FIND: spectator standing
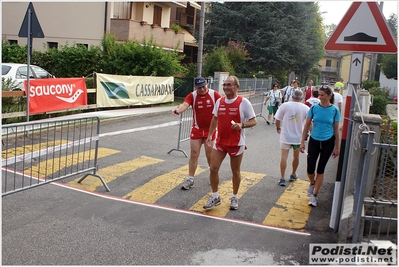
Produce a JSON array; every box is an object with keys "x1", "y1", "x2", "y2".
[
  {"x1": 334, "y1": 78, "x2": 345, "y2": 94},
  {"x1": 274, "y1": 90, "x2": 309, "y2": 186},
  {"x1": 282, "y1": 80, "x2": 300, "y2": 102},
  {"x1": 203, "y1": 76, "x2": 257, "y2": 211},
  {"x1": 263, "y1": 82, "x2": 282, "y2": 125},
  {"x1": 172, "y1": 77, "x2": 221, "y2": 190},
  {"x1": 303, "y1": 80, "x2": 314, "y2": 103},
  {"x1": 300, "y1": 85, "x2": 340, "y2": 207},
  {"x1": 333, "y1": 86, "x2": 343, "y2": 113}
]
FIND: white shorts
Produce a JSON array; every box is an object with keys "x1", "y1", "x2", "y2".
[{"x1": 280, "y1": 143, "x2": 300, "y2": 151}]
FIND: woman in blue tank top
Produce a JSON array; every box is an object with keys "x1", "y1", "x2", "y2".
[{"x1": 299, "y1": 85, "x2": 340, "y2": 207}]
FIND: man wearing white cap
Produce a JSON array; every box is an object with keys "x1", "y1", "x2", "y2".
[{"x1": 172, "y1": 77, "x2": 221, "y2": 190}]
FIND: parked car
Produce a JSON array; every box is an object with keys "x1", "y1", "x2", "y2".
[{"x1": 1, "y1": 63, "x2": 55, "y2": 91}]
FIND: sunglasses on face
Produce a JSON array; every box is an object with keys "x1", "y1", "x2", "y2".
[{"x1": 222, "y1": 83, "x2": 236, "y2": 87}]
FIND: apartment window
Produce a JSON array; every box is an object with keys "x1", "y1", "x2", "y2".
[
  {"x1": 48, "y1": 42, "x2": 58, "y2": 49},
  {"x1": 8, "y1": 40, "x2": 18, "y2": 45},
  {"x1": 77, "y1": 43, "x2": 88, "y2": 49},
  {"x1": 153, "y1": 5, "x2": 162, "y2": 26},
  {"x1": 113, "y1": 2, "x2": 131, "y2": 19},
  {"x1": 325, "y1": 60, "x2": 332, "y2": 67}
]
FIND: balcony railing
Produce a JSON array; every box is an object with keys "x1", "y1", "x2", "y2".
[
  {"x1": 110, "y1": 19, "x2": 185, "y2": 52},
  {"x1": 320, "y1": 66, "x2": 339, "y2": 73}
]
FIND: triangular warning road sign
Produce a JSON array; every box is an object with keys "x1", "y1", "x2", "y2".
[
  {"x1": 18, "y1": 2, "x2": 45, "y2": 38},
  {"x1": 325, "y1": 2, "x2": 397, "y2": 53}
]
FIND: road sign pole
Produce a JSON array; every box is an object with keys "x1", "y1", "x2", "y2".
[
  {"x1": 26, "y1": 7, "x2": 32, "y2": 122},
  {"x1": 331, "y1": 53, "x2": 364, "y2": 232}
]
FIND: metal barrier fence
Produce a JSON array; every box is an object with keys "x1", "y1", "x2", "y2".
[
  {"x1": 2, "y1": 117, "x2": 109, "y2": 196},
  {"x1": 167, "y1": 93, "x2": 267, "y2": 157},
  {"x1": 352, "y1": 129, "x2": 397, "y2": 244},
  {"x1": 237, "y1": 78, "x2": 271, "y2": 93},
  {"x1": 248, "y1": 92, "x2": 267, "y2": 122},
  {"x1": 167, "y1": 107, "x2": 193, "y2": 157}
]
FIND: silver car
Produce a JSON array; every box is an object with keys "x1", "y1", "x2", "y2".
[{"x1": 2, "y1": 63, "x2": 55, "y2": 90}]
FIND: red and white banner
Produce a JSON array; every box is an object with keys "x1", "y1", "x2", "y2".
[{"x1": 26, "y1": 78, "x2": 88, "y2": 114}]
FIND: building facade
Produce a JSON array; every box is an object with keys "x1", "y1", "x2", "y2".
[
  {"x1": 2, "y1": 2, "x2": 200, "y2": 63},
  {"x1": 318, "y1": 51, "x2": 371, "y2": 85}
]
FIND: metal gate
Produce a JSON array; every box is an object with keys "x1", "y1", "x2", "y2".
[
  {"x1": 352, "y1": 122, "x2": 397, "y2": 244},
  {"x1": 2, "y1": 116, "x2": 110, "y2": 196}
]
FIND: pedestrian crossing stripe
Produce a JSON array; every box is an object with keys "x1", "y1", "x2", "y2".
[
  {"x1": 7, "y1": 142, "x2": 313, "y2": 230},
  {"x1": 29, "y1": 147, "x2": 119, "y2": 178},
  {"x1": 123, "y1": 165, "x2": 207, "y2": 203},
  {"x1": 190, "y1": 172, "x2": 265, "y2": 217},
  {"x1": 263, "y1": 179, "x2": 312, "y2": 230},
  {"x1": 68, "y1": 155, "x2": 164, "y2": 191}
]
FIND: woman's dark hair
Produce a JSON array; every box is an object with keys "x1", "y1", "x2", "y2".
[
  {"x1": 273, "y1": 83, "x2": 279, "y2": 88},
  {"x1": 320, "y1": 85, "x2": 335, "y2": 104}
]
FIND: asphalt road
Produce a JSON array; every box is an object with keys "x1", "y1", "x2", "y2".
[{"x1": 2, "y1": 106, "x2": 339, "y2": 265}]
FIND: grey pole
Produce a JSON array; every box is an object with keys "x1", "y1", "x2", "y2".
[
  {"x1": 26, "y1": 7, "x2": 32, "y2": 122},
  {"x1": 196, "y1": 2, "x2": 205, "y2": 77}
]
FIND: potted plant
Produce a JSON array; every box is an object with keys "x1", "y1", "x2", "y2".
[{"x1": 170, "y1": 24, "x2": 182, "y2": 33}]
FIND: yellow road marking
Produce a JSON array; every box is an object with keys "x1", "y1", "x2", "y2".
[
  {"x1": 123, "y1": 165, "x2": 207, "y2": 203},
  {"x1": 68, "y1": 156, "x2": 163, "y2": 191},
  {"x1": 263, "y1": 179, "x2": 312, "y2": 230},
  {"x1": 29, "y1": 148, "x2": 119, "y2": 178},
  {"x1": 2, "y1": 140, "x2": 67, "y2": 159},
  {"x1": 190, "y1": 171, "x2": 265, "y2": 216}
]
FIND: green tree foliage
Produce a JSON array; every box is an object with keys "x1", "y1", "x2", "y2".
[
  {"x1": 379, "y1": 14, "x2": 397, "y2": 80},
  {"x1": 380, "y1": 54, "x2": 397, "y2": 79},
  {"x1": 204, "y1": 2, "x2": 325, "y2": 78},
  {"x1": 225, "y1": 40, "x2": 250, "y2": 74},
  {"x1": 203, "y1": 46, "x2": 234, "y2": 77},
  {"x1": 324, "y1": 23, "x2": 337, "y2": 41}
]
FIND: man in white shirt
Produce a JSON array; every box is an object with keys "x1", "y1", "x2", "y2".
[
  {"x1": 333, "y1": 86, "x2": 343, "y2": 112},
  {"x1": 274, "y1": 90, "x2": 309, "y2": 186},
  {"x1": 281, "y1": 80, "x2": 300, "y2": 102}
]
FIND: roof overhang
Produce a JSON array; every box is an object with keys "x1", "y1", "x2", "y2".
[
  {"x1": 164, "y1": 2, "x2": 187, "y2": 8},
  {"x1": 180, "y1": 28, "x2": 198, "y2": 47},
  {"x1": 189, "y1": 2, "x2": 201, "y2": 10}
]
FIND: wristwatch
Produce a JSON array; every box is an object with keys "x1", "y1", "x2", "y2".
[
  {"x1": 276, "y1": 127, "x2": 281, "y2": 130},
  {"x1": 242, "y1": 123, "x2": 246, "y2": 128}
]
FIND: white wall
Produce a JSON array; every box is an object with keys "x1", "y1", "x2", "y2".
[{"x1": 379, "y1": 71, "x2": 398, "y2": 99}]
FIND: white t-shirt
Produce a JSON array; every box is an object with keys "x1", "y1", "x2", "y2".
[
  {"x1": 274, "y1": 101, "x2": 309, "y2": 145},
  {"x1": 306, "y1": 97, "x2": 320, "y2": 107},
  {"x1": 333, "y1": 92, "x2": 343, "y2": 107},
  {"x1": 282, "y1": 86, "x2": 300, "y2": 102},
  {"x1": 266, "y1": 89, "x2": 282, "y2": 107}
]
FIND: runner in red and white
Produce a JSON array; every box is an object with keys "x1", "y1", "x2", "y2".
[
  {"x1": 303, "y1": 79, "x2": 314, "y2": 103},
  {"x1": 204, "y1": 76, "x2": 257, "y2": 211},
  {"x1": 172, "y1": 77, "x2": 221, "y2": 190}
]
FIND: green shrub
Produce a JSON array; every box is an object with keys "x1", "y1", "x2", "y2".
[
  {"x1": 368, "y1": 86, "x2": 389, "y2": 98},
  {"x1": 2, "y1": 41, "x2": 27, "y2": 63},
  {"x1": 362, "y1": 80, "x2": 380, "y2": 90},
  {"x1": 2, "y1": 34, "x2": 187, "y2": 79},
  {"x1": 370, "y1": 95, "x2": 388, "y2": 115}
]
